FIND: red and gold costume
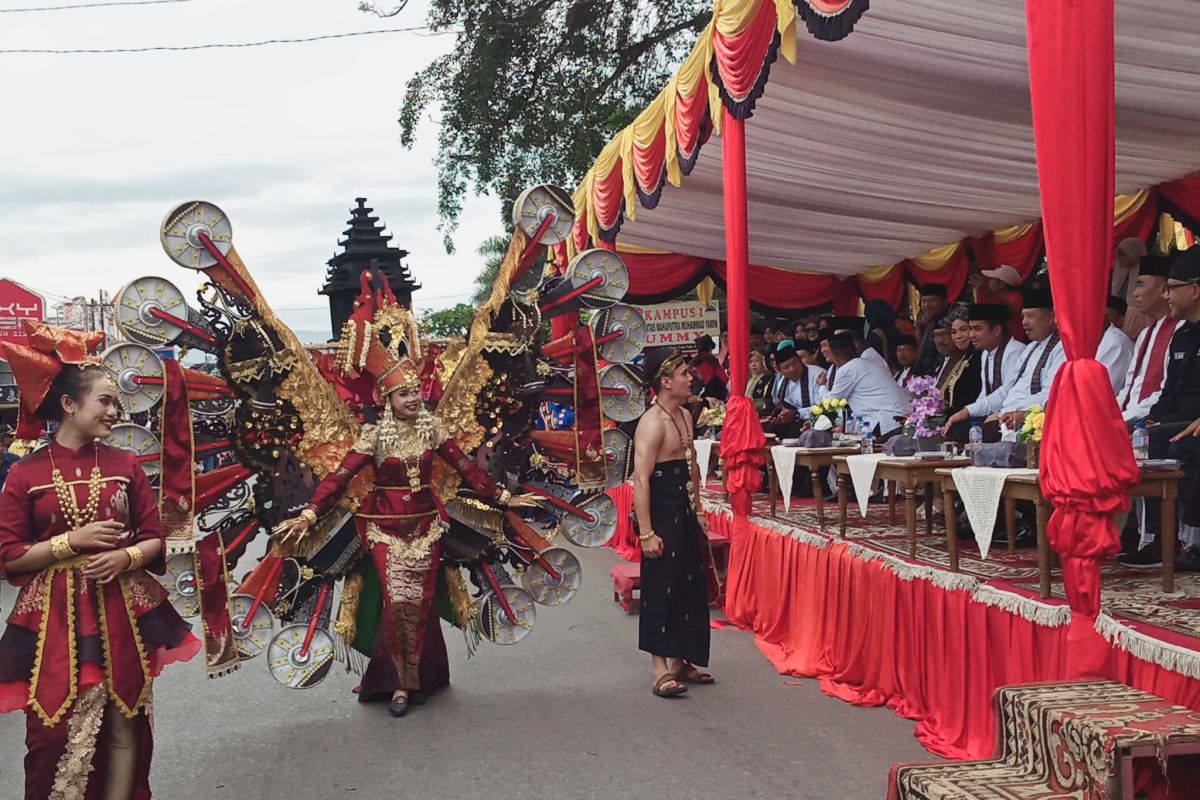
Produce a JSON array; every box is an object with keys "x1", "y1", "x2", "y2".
[
  {"x1": 306, "y1": 417, "x2": 505, "y2": 694},
  {"x1": 0, "y1": 323, "x2": 200, "y2": 799}
]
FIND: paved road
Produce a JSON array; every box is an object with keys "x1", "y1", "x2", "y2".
[{"x1": 0, "y1": 544, "x2": 931, "y2": 799}]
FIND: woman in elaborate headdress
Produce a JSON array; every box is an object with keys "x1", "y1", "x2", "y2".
[
  {"x1": 0, "y1": 322, "x2": 200, "y2": 799},
  {"x1": 274, "y1": 318, "x2": 540, "y2": 719}
]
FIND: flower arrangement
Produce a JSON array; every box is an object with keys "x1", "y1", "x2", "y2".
[
  {"x1": 696, "y1": 402, "x2": 726, "y2": 429},
  {"x1": 905, "y1": 375, "x2": 945, "y2": 438},
  {"x1": 1019, "y1": 404, "x2": 1045, "y2": 443},
  {"x1": 808, "y1": 396, "x2": 847, "y2": 426}
]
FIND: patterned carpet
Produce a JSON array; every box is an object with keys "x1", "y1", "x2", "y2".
[{"x1": 891, "y1": 681, "x2": 1200, "y2": 800}]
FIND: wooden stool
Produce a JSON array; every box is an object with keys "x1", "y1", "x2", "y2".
[
  {"x1": 610, "y1": 561, "x2": 641, "y2": 614},
  {"x1": 705, "y1": 528, "x2": 730, "y2": 606}
]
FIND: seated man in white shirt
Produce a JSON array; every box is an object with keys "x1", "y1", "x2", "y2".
[
  {"x1": 1116, "y1": 254, "x2": 1181, "y2": 424},
  {"x1": 825, "y1": 332, "x2": 912, "y2": 436},
  {"x1": 1097, "y1": 296, "x2": 1134, "y2": 394},
  {"x1": 942, "y1": 302, "x2": 1027, "y2": 440},
  {"x1": 999, "y1": 282, "x2": 1067, "y2": 431}
]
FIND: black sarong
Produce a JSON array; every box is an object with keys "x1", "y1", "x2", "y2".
[{"x1": 638, "y1": 459, "x2": 710, "y2": 667}]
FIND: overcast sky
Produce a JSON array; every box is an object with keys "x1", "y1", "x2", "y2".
[{"x1": 0, "y1": 0, "x2": 501, "y2": 338}]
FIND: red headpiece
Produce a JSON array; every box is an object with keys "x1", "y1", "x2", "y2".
[
  {"x1": 0, "y1": 320, "x2": 106, "y2": 438},
  {"x1": 334, "y1": 272, "x2": 421, "y2": 399}
]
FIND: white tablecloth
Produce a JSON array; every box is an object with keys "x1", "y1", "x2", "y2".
[
  {"x1": 845, "y1": 453, "x2": 892, "y2": 517},
  {"x1": 950, "y1": 467, "x2": 1037, "y2": 560},
  {"x1": 770, "y1": 446, "x2": 800, "y2": 512}
]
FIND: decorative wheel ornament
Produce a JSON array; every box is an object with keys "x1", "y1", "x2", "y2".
[
  {"x1": 114, "y1": 276, "x2": 189, "y2": 346},
  {"x1": 266, "y1": 625, "x2": 335, "y2": 688},
  {"x1": 161, "y1": 553, "x2": 200, "y2": 618},
  {"x1": 564, "y1": 249, "x2": 628, "y2": 309},
  {"x1": 101, "y1": 343, "x2": 164, "y2": 414},
  {"x1": 591, "y1": 303, "x2": 646, "y2": 364},
  {"x1": 598, "y1": 364, "x2": 646, "y2": 423},
  {"x1": 108, "y1": 423, "x2": 161, "y2": 480},
  {"x1": 478, "y1": 585, "x2": 537, "y2": 645},
  {"x1": 521, "y1": 548, "x2": 582, "y2": 606},
  {"x1": 511, "y1": 184, "x2": 574, "y2": 246},
  {"x1": 603, "y1": 428, "x2": 633, "y2": 486},
  {"x1": 228, "y1": 593, "x2": 276, "y2": 660},
  {"x1": 160, "y1": 201, "x2": 233, "y2": 270},
  {"x1": 561, "y1": 491, "x2": 617, "y2": 548}
]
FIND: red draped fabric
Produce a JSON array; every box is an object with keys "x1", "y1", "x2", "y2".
[
  {"x1": 592, "y1": 161, "x2": 625, "y2": 236},
  {"x1": 711, "y1": 1, "x2": 779, "y2": 107},
  {"x1": 903, "y1": 244, "x2": 970, "y2": 301},
  {"x1": 832, "y1": 278, "x2": 860, "y2": 315},
  {"x1": 855, "y1": 267, "x2": 909, "y2": 309},
  {"x1": 1027, "y1": 0, "x2": 1138, "y2": 675},
  {"x1": 632, "y1": 122, "x2": 667, "y2": 196},
  {"x1": 969, "y1": 223, "x2": 1046, "y2": 280},
  {"x1": 711, "y1": 261, "x2": 837, "y2": 309},
  {"x1": 1159, "y1": 176, "x2": 1200, "y2": 230},
  {"x1": 715, "y1": 508, "x2": 1200, "y2": 760},
  {"x1": 604, "y1": 482, "x2": 640, "y2": 562},
  {"x1": 620, "y1": 251, "x2": 709, "y2": 297},
  {"x1": 1113, "y1": 190, "x2": 1160, "y2": 244},
  {"x1": 674, "y1": 80, "x2": 710, "y2": 163}
]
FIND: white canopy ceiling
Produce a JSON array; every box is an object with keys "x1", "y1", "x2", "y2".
[{"x1": 612, "y1": 0, "x2": 1200, "y2": 276}]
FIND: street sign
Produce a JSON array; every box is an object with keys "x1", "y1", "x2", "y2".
[{"x1": 0, "y1": 280, "x2": 45, "y2": 345}]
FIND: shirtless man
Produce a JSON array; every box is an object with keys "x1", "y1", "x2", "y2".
[{"x1": 633, "y1": 348, "x2": 714, "y2": 698}]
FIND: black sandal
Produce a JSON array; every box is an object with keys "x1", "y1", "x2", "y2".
[{"x1": 652, "y1": 673, "x2": 688, "y2": 698}]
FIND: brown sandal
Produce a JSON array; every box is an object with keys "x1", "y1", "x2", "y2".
[
  {"x1": 676, "y1": 665, "x2": 715, "y2": 684},
  {"x1": 652, "y1": 673, "x2": 688, "y2": 697}
]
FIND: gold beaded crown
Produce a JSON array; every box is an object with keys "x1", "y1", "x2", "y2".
[{"x1": 334, "y1": 272, "x2": 422, "y2": 398}]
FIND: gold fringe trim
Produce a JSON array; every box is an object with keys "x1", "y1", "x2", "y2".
[
  {"x1": 48, "y1": 684, "x2": 107, "y2": 800},
  {"x1": 95, "y1": 576, "x2": 153, "y2": 718},
  {"x1": 29, "y1": 565, "x2": 79, "y2": 727},
  {"x1": 334, "y1": 571, "x2": 364, "y2": 646}
]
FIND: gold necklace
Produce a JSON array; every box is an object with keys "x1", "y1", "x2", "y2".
[
  {"x1": 49, "y1": 442, "x2": 103, "y2": 530},
  {"x1": 657, "y1": 404, "x2": 696, "y2": 511}
]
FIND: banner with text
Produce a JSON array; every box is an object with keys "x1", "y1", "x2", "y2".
[{"x1": 631, "y1": 300, "x2": 721, "y2": 347}]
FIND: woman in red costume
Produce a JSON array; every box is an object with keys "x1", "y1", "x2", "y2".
[
  {"x1": 275, "y1": 339, "x2": 538, "y2": 718},
  {"x1": 0, "y1": 322, "x2": 200, "y2": 800}
]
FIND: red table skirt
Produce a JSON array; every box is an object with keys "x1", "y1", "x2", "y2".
[{"x1": 712, "y1": 506, "x2": 1200, "y2": 760}]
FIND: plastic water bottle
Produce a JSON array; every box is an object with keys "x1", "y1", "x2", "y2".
[
  {"x1": 861, "y1": 429, "x2": 874, "y2": 454},
  {"x1": 967, "y1": 423, "x2": 984, "y2": 459},
  {"x1": 845, "y1": 415, "x2": 858, "y2": 436},
  {"x1": 1131, "y1": 421, "x2": 1149, "y2": 462}
]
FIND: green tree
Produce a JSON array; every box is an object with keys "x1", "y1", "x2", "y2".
[
  {"x1": 472, "y1": 234, "x2": 509, "y2": 304},
  {"x1": 420, "y1": 303, "x2": 476, "y2": 338},
  {"x1": 361, "y1": 0, "x2": 711, "y2": 252}
]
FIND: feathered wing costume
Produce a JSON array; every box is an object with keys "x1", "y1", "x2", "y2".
[{"x1": 102, "y1": 189, "x2": 649, "y2": 692}]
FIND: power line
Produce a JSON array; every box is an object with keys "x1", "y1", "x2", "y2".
[
  {"x1": 0, "y1": 0, "x2": 193, "y2": 12},
  {"x1": 0, "y1": 25, "x2": 440, "y2": 54}
]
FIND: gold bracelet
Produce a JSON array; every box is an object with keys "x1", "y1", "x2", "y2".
[
  {"x1": 299, "y1": 508, "x2": 318, "y2": 525},
  {"x1": 638, "y1": 529, "x2": 655, "y2": 541},
  {"x1": 50, "y1": 533, "x2": 78, "y2": 561},
  {"x1": 498, "y1": 489, "x2": 513, "y2": 506},
  {"x1": 123, "y1": 545, "x2": 144, "y2": 572}
]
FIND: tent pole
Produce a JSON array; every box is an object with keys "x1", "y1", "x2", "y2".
[{"x1": 722, "y1": 108, "x2": 750, "y2": 394}]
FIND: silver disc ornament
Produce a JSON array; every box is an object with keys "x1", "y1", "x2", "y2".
[
  {"x1": 564, "y1": 249, "x2": 628, "y2": 309},
  {"x1": 521, "y1": 548, "x2": 582, "y2": 606},
  {"x1": 561, "y1": 491, "x2": 617, "y2": 548},
  {"x1": 228, "y1": 593, "x2": 276, "y2": 660},
  {"x1": 101, "y1": 343, "x2": 164, "y2": 415},
  {"x1": 591, "y1": 303, "x2": 646, "y2": 364},
  {"x1": 161, "y1": 553, "x2": 200, "y2": 618},
  {"x1": 266, "y1": 625, "x2": 335, "y2": 689},
  {"x1": 478, "y1": 585, "x2": 537, "y2": 645},
  {"x1": 108, "y1": 423, "x2": 161, "y2": 480},
  {"x1": 511, "y1": 184, "x2": 574, "y2": 246},
  {"x1": 602, "y1": 427, "x2": 633, "y2": 486},
  {"x1": 114, "y1": 276, "x2": 190, "y2": 347},
  {"x1": 598, "y1": 364, "x2": 646, "y2": 423},
  {"x1": 160, "y1": 201, "x2": 233, "y2": 270}
]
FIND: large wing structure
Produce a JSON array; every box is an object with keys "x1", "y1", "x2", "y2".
[{"x1": 103, "y1": 190, "x2": 648, "y2": 687}]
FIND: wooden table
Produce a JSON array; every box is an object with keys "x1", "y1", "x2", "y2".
[
  {"x1": 834, "y1": 455, "x2": 971, "y2": 558},
  {"x1": 937, "y1": 466, "x2": 1183, "y2": 597},
  {"x1": 765, "y1": 445, "x2": 862, "y2": 530}
]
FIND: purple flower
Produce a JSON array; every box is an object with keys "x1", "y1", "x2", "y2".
[{"x1": 904, "y1": 375, "x2": 944, "y2": 437}]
